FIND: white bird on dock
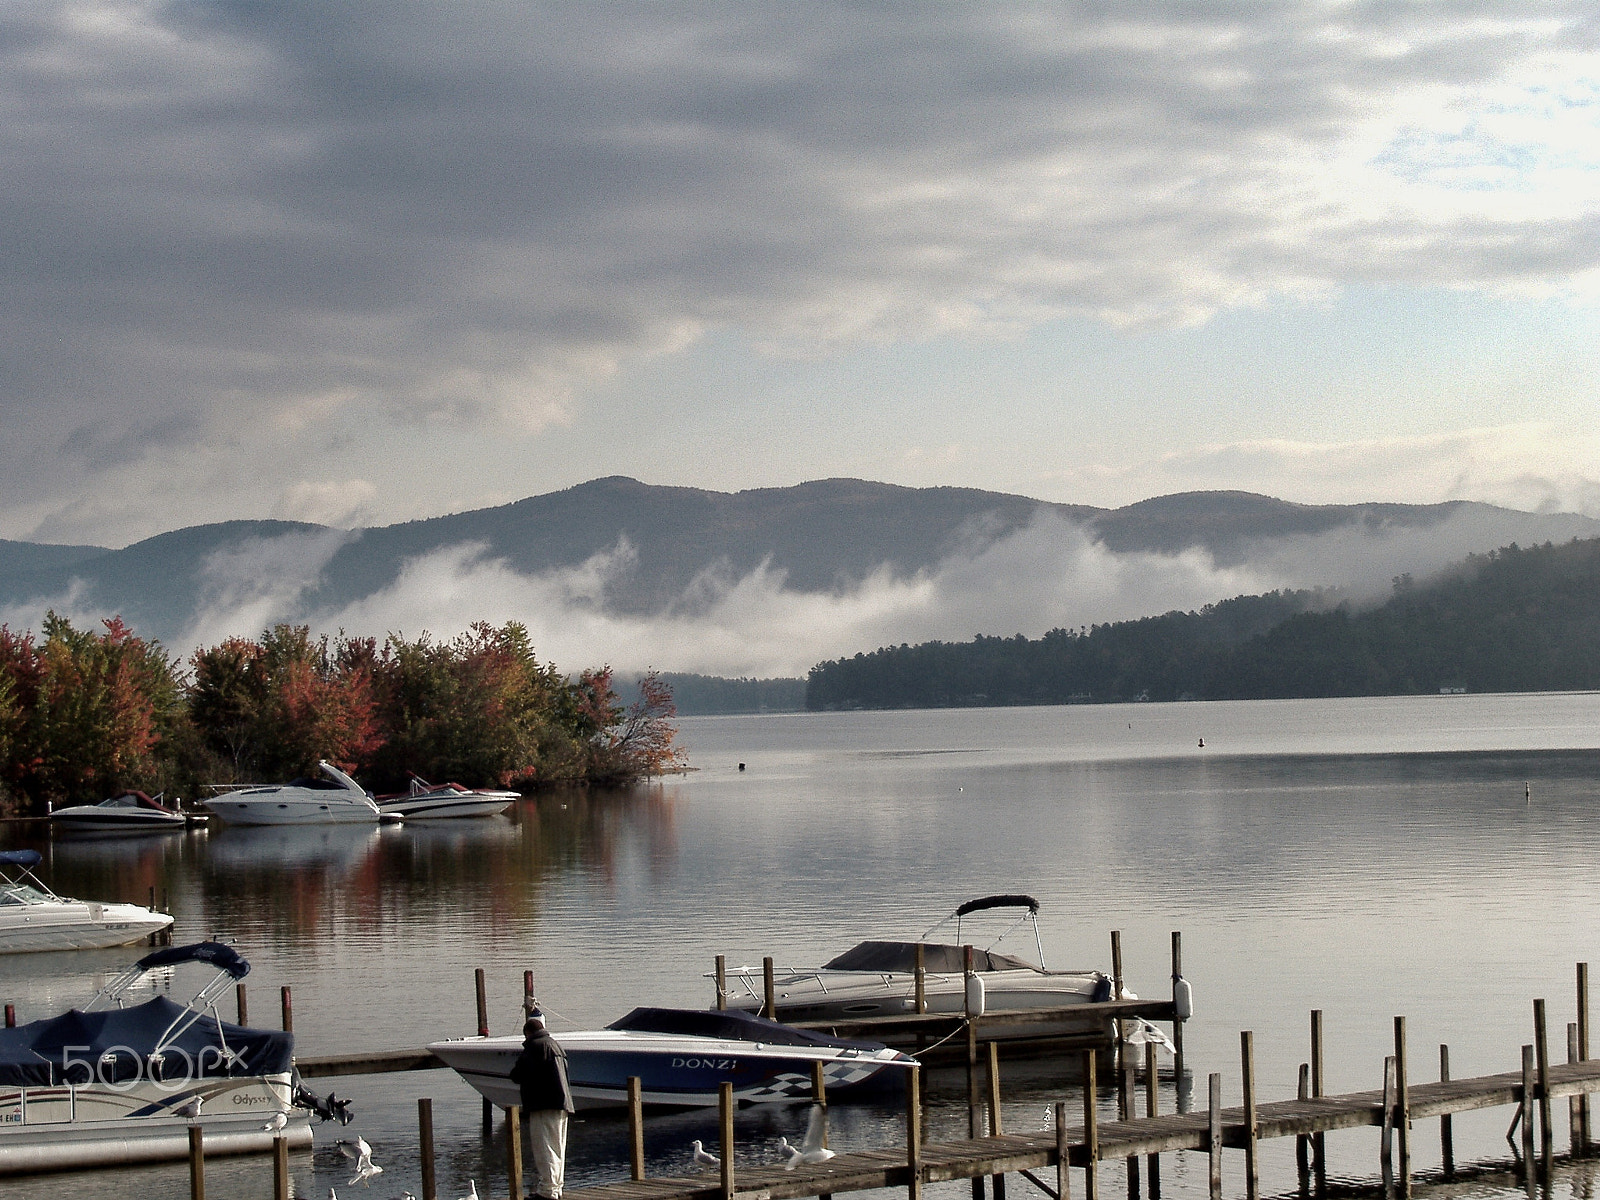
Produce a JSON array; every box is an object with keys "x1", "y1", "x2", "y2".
[
  {"x1": 261, "y1": 1110, "x2": 288, "y2": 1132},
  {"x1": 175, "y1": 1094, "x2": 203, "y2": 1122},
  {"x1": 782, "y1": 1105, "x2": 836, "y2": 1169},
  {"x1": 692, "y1": 1139, "x2": 720, "y2": 1168},
  {"x1": 455, "y1": 1181, "x2": 479, "y2": 1200}
]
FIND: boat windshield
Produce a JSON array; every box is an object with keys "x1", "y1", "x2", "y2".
[
  {"x1": 0, "y1": 882, "x2": 55, "y2": 906},
  {"x1": 821, "y1": 940, "x2": 1040, "y2": 973}
]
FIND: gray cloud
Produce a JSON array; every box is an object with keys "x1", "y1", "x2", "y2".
[{"x1": 2, "y1": 2, "x2": 1595, "y2": 540}]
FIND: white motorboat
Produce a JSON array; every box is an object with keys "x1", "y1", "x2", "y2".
[
  {"x1": 49, "y1": 791, "x2": 187, "y2": 832},
  {"x1": 720, "y1": 894, "x2": 1116, "y2": 1022},
  {"x1": 0, "y1": 850, "x2": 174, "y2": 953},
  {"x1": 428, "y1": 1007, "x2": 914, "y2": 1111},
  {"x1": 204, "y1": 761, "x2": 381, "y2": 826},
  {"x1": 0, "y1": 941, "x2": 342, "y2": 1175},
  {"x1": 376, "y1": 775, "x2": 518, "y2": 820}
]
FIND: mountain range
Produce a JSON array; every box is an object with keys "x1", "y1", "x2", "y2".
[{"x1": 2, "y1": 477, "x2": 1597, "y2": 671}]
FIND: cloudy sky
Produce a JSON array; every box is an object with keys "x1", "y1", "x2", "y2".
[{"x1": 2, "y1": 1, "x2": 1598, "y2": 551}]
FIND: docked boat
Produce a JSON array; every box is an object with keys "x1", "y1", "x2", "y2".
[
  {"x1": 203, "y1": 761, "x2": 381, "y2": 826},
  {"x1": 719, "y1": 894, "x2": 1116, "y2": 1022},
  {"x1": 49, "y1": 791, "x2": 187, "y2": 832},
  {"x1": 0, "y1": 850, "x2": 173, "y2": 953},
  {"x1": 0, "y1": 941, "x2": 331, "y2": 1174},
  {"x1": 427, "y1": 1007, "x2": 915, "y2": 1110},
  {"x1": 376, "y1": 775, "x2": 518, "y2": 820}
]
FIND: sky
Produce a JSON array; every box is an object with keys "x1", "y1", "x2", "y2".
[{"x1": 2, "y1": 1, "x2": 1598, "y2": 555}]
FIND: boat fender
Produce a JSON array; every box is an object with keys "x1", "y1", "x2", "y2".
[
  {"x1": 1091, "y1": 975, "x2": 1113, "y2": 1004},
  {"x1": 965, "y1": 973, "x2": 986, "y2": 1017},
  {"x1": 1173, "y1": 974, "x2": 1194, "y2": 1021}
]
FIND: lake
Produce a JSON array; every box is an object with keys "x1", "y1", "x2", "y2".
[{"x1": 3, "y1": 691, "x2": 1600, "y2": 1199}]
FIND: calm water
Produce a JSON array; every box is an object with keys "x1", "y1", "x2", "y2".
[{"x1": 3, "y1": 691, "x2": 1600, "y2": 1199}]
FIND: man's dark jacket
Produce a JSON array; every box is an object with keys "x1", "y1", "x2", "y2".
[{"x1": 509, "y1": 1022, "x2": 575, "y2": 1113}]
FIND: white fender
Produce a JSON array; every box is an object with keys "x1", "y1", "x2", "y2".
[
  {"x1": 965, "y1": 973, "x2": 986, "y2": 1017},
  {"x1": 1173, "y1": 974, "x2": 1194, "y2": 1021}
]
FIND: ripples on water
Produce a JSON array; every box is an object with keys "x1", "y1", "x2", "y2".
[{"x1": 1, "y1": 692, "x2": 1598, "y2": 1198}]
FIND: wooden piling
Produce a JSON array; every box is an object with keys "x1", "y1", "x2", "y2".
[
  {"x1": 1170, "y1": 933, "x2": 1184, "y2": 1085},
  {"x1": 815, "y1": 1060, "x2": 833, "y2": 1200},
  {"x1": 627, "y1": 1077, "x2": 645, "y2": 1181},
  {"x1": 524, "y1": 969, "x2": 535, "y2": 1003},
  {"x1": 280, "y1": 985, "x2": 292, "y2": 1033},
  {"x1": 419, "y1": 1097, "x2": 437, "y2": 1200},
  {"x1": 1394, "y1": 1016, "x2": 1410, "y2": 1200},
  {"x1": 715, "y1": 955, "x2": 726, "y2": 1010},
  {"x1": 1055, "y1": 1101, "x2": 1071, "y2": 1200},
  {"x1": 1535, "y1": 998, "x2": 1554, "y2": 1166},
  {"x1": 1083, "y1": 1049, "x2": 1099, "y2": 1200},
  {"x1": 1571, "y1": 1024, "x2": 1583, "y2": 1155},
  {"x1": 1311, "y1": 1010, "x2": 1326, "y2": 1199},
  {"x1": 1581, "y1": 962, "x2": 1592, "y2": 1154},
  {"x1": 915, "y1": 943, "x2": 927, "y2": 1014},
  {"x1": 907, "y1": 1063, "x2": 923, "y2": 1200},
  {"x1": 3, "y1": 1003, "x2": 13, "y2": 1028},
  {"x1": 1111, "y1": 931, "x2": 1125, "y2": 1078},
  {"x1": 273, "y1": 1135, "x2": 289, "y2": 1200},
  {"x1": 1207, "y1": 1072, "x2": 1221, "y2": 1200},
  {"x1": 1521, "y1": 1044, "x2": 1536, "y2": 1168},
  {"x1": 188, "y1": 1125, "x2": 205, "y2": 1200},
  {"x1": 1241, "y1": 1032, "x2": 1258, "y2": 1200},
  {"x1": 477, "y1": 968, "x2": 492, "y2": 1134},
  {"x1": 1380, "y1": 1056, "x2": 1395, "y2": 1199},
  {"x1": 719, "y1": 1081, "x2": 735, "y2": 1200},
  {"x1": 1439, "y1": 1044, "x2": 1454, "y2": 1178},
  {"x1": 1295, "y1": 1064, "x2": 1310, "y2": 1198},
  {"x1": 507, "y1": 1103, "x2": 525, "y2": 1200},
  {"x1": 1145, "y1": 1042, "x2": 1160, "y2": 1200},
  {"x1": 235, "y1": 983, "x2": 247, "y2": 1026},
  {"x1": 984, "y1": 1043, "x2": 1006, "y2": 1199},
  {"x1": 967, "y1": 944, "x2": 983, "y2": 1200},
  {"x1": 1121, "y1": 1052, "x2": 1139, "y2": 1200}
]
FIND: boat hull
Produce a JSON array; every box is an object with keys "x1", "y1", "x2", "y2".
[
  {"x1": 428, "y1": 1030, "x2": 912, "y2": 1110},
  {"x1": 205, "y1": 794, "x2": 379, "y2": 826},
  {"x1": 0, "y1": 1075, "x2": 308, "y2": 1175},
  {"x1": 377, "y1": 792, "x2": 516, "y2": 820},
  {"x1": 0, "y1": 904, "x2": 174, "y2": 955},
  {"x1": 725, "y1": 968, "x2": 1105, "y2": 1022},
  {"x1": 48, "y1": 811, "x2": 186, "y2": 832}
]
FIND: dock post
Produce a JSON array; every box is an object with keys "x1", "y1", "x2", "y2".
[
  {"x1": 1535, "y1": 998, "x2": 1553, "y2": 1167},
  {"x1": 967, "y1": 944, "x2": 984, "y2": 1200},
  {"x1": 627, "y1": 1077, "x2": 645, "y2": 1181},
  {"x1": 1580, "y1": 963, "x2": 1592, "y2": 1154},
  {"x1": 1520, "y1": 1045, "x2": 1536, "y2": 1169},
  {"x1": 1111, "y1": 931, "x2": 1125, "y2": 1079},
  {"x1": 715, "y1": 955, "x2": 726, "y2": 1010},
  {"x1": 1170, "y1": 933, "x2": 1185, "y2": 1093},
  {"x1": 1207, "y1": 1073, "x2": 1221, "y2": 1200},
  {"x1": 1296, "y1": 1064, "x2": 1310, "y2": 1198},
  {"x1": 1310, "y1": 1011, "x2": 1326, "y2": 1199},
  {"x1": 1056, "y1": 1101, "x2": 1071, "y2": 1200},
  {"x1": 273, "y1": 1134, "x2": 289, "y2": 1200},
  {"x1": 1395, "y1": 1017, "x2": 1411, "y2": 1199},
  {"x1": 3, "y1": 1003, "x2": 12, "y2": 1028},
  {"x1": 1241, "y1": 1032, "x2": 1258, "y2": 1200},
  {"x1": 188, "y1": 1125, "x2": 205, "y2": 1200},
  {"x1": 1145, "y1": 1042, "x2": 1160, "y2": 1200},
  {"x1": 988, "y1": 1042, "x2": 1007, "y2": 1200},
  {"x1": 506, "y1": 1103, "x2": 524, "y2": 1200},
  {"x1": 524, "y1": 969, "x2": 535, "y2": 1004},
  {"x1": 719, "y1": 1081, "x2": 735, "y2": 1200},
  {"x1": 419, "y1": 1097, "x2": 437, "y2": 1200},
  {"x1": 476, "y1": 968, "x2": 492, "y2": 1135},
  {"x1": 1083, "y1": 1049, "x2": 1099, "y2": 1200},
  {"x1": 815, "y1": 1060, "x2": 834, "y2": 1200},
  {"x1": 1380, "y1": 1056, "x2": 1395, "y2": 1200},
  {"x1": 235, "y1": 983, "x2": 247, "y2": 1026},
  {"x1": 1121, "y1": 1048, "x2": 1139, "y2": 1200},
  {"x1": 915, "y1": 943, "x2": 927, "y2": 1014},
  {"x1": 1439, "y1": 1045, "x2": 1454, "y2": 1178},
  {"x1": 1570, "y1": 1024, "x2": 1583, "y2": 1156},
  {"x1": 280, "y1": 985, "x2": 292, "y2": 1032},
  {"x1": 763, "y1": 956, "x2": 776, "y2": 1019},
  {"x1": 907, "y1": 1063, "x2": 924, "y2": 1200}
]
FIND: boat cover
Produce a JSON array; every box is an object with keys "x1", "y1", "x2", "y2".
[
  {"x1": 135, "y1": 941, "x2": 250, "y2": 980},
  {"x1": 607, "y1": 1007, "x2": 888, "y2": 1051},
  {"x1": 0, "y1": 850, "x2": 43, "y2": 868},
  {"x1": 0, "y1": 996, "x2": 293, "y2": 1086},
  {"x1": 822, "y1": 940, "x2": 1038, "y2": 973}
]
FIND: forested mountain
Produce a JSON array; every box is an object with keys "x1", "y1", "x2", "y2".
[{"x1": 805, "y1": 538, "x2": 1600, "y2": 709}]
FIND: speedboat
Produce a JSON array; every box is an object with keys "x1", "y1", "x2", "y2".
[
  {"x1": 0, "y1": 850, "x2": 174, "y2": 953},
  {"x1": 204, "y1": 761, "x2": 381, "y2": 826},
  {"x1": 0, "y1": 941, "x2": 341, "y2": 1175},
  {"x1": 49, "y1": 791, "x2": 187, "y2": 832},
  {"x1": 427, "y1": 1007, "x2": 915, "y2": 1110},
  {"x1": 376, "y1": 775, "x2": 519, "y2": 820},
  {"x1": 719, "y1": 894, "x2": 1116, "y2": 1022}
]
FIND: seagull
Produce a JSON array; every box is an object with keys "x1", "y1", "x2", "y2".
[
  {"x1": 174, "y1": 1095, "x2": 203, "y2": 1122},
  {"x1": 261, "y1": 1110, "x2": 288, "y2": 1132},
  {"x1": 349, "y1": 1160, "x2": 382, "y2": 1186},
  {"x1": 329, "y1": 1190, "x2": 338, "y2": 1200},
  {"x1": 783, "y1": 1105, "x2": 836, "y2": 1169},
  {"x1": 692, "y1": 1139, "x2": 720, "y2": 1168},
  {"x1": 1124, "y1": 1017, "x2": 1177, "y2": 1055},
  {"x1": 336, "y1": 1135, "x2": 382, "y2": 1185},
  {"x1": 455, "y1": 1182, "x2": 479, "y2": 1200}
]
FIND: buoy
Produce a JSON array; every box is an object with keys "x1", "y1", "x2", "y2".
[{"x1": 1173, "y1": 974, "x2": 1194, "y2": 1021}]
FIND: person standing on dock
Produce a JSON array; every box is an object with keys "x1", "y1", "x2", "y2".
[{"x1": 510, "y1": 1000, "x2": 575, "y2": 1200}]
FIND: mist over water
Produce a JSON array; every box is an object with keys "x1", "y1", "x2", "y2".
[{"x1": 2, "y1": 692, "x2": 1598, "y2": 1198}]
